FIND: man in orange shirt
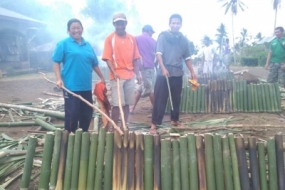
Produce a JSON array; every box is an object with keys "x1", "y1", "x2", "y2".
[{"x1": 102, "y1": 12, "x2": 141, "y2": 130}]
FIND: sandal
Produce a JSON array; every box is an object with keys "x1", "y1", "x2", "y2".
[{"x1": 149, "y1": 128, "x2": 158, "y2": 135}]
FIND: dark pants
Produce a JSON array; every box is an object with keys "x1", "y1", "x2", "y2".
[
  {"x1": 64, "y1": 90, "x2": 93, "y2": 133},
  {"x1": 152, "y1": 75, "x2": 182, "y2": 125}
]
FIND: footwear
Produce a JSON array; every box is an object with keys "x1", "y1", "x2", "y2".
[
  {"x1": 171, "y1": 121, "x2": 185, "y2": 127},
  {"x1": 149, "y1": 128, "x2": 157, "y2": 135}
]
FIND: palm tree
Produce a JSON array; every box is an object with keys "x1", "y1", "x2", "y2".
[
  {"x1": 218, "y1": 0, "x2": 247, "y2": 64},
  {"x1": 273, "y1": 0, "x2": 282, "y2": 31},
  {"x1": 215, "y1": 23, "x2": 228, "y2": 61}
]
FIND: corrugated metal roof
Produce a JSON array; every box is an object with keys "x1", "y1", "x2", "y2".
[
  {"x1": 256, "y1": 36, "x2": 275, "y2": 44},
  {"x1": 0, "y1": 7, "x2": 45, "y2": 25}
]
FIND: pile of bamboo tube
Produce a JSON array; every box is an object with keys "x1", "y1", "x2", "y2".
[
  {"x1": 21, "y1": 129, "x2": 285, "y2": 190},
  {"x1": 196, "y1": 72, "x2": 235, "y2": 85},
  {"x1": 166, "y1": 80, "x2": 281, "y2": 113}
]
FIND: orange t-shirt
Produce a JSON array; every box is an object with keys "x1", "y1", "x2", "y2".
[{"x1": 102, "y1": 32, "x2": 140, "y2": 80}]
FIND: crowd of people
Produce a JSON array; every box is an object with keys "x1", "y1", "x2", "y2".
[{"x1": 52, "y1": 12, "x2": 285, "y2": 134}]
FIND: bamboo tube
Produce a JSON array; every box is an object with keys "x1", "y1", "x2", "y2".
[
  {"x1": 161, "y1": 139, "x2": 172, "y2": 190},
  {"x1": 213, "y1": 134, "x2": 224, "y2": 190},
  {"x1": 246, "y1": 85, "x2": 252, "y2": 112},
  {"x1": 153, "y1": 135, "x2": 161, "y2": 190},
  {"x1": 172, "y1": 139, "x2": 181, "y2": 190},
  {"x1": 189, "y1": 88, "x2": 194, "y2": 113},
  {"x1": 248, "y1": 137, "x2": 260, "y2": 190},
  {"x1": 113, "y1": 130, "x2": 122, "y2": 190},
  {"x1": 34, "y1": 118, "x2": 57, "y2": 131},
  {"x1": 196, "y1": 135, "x2": 207, "y2": 190},
  {"x1": 63, "y1": 133, "x2": 75, "y2": 190},
  {"x1": 201, "y1": 85, "x2": 206, "y2": 113},
  {"x1": 222, "y1": 80, "x2": 227, "y2": 113},
  {"x1": 265, "y1": 84, "x2": 271, "y2": 112},
  {"x1": 267, "y1": 138, "x2": 278, "y2": 190},
  {"x1": 253, "y1": 84, "x2": 259, "y2": 112},
  {"x1": 44, "y1": 112, "x2": 65, "y2": 120},
  {"x1": 250, "y1": 84, "x2": 255, "y2": 112},
  {"x1": 181, "y1": 87, "x2": 186, "y2": 113},
  {"x1": 49, "y1": 129, "x2": 62, "y2": 190},
  {"x1": 20, "y1": 136, "x2": 37, "y2": 190},
  {"x1": 257, "y1": 142, "x2": 268, "y2": 190},
  {"x1": 229, "y1": 80, "x2": 233, "y2": 113},
  {"x1": 274, "y1": 83, "x2": 281, "y2": 111},
  {"x1": 120, "y1": 129, "x2": 129, "y2": 190},
  {"x1": 222, "y1": 136, "x2": 234, "y2": 190},
  {"x1": 0, "y1": 121, "x2": 36, "y2": 127},
  {"x1": 86, "y1": 132, "x2": 99, "y2": 190},
  {"x1": 197, "y1": 85, "x2": 202, "y2": 113},
  {"x1": 78, "y1": 132, "x2": 90, "y2": 190},
  {"x1": 207, "y1": 80, "x2": 211, "y2": 113},
  {"x1": 94, "y1": 128, "x2": 106, "y2": 190},
  {"x1": 261, "y1": 84, "x2": 267, "y2": 112},
  {"x1": 188, "y1": 133, "x2": 198, "y2": 190},
  {"x1": 186, "y1": 85, "x2": 190, "y2": 113},
  {"x1": 135, "y1": 132, "x2": 144, "y2": 190},
  {"x1": 204, "y1": 134, "x2": 216, "y2": 190},
  {"x1": 55, "y1": 130, "x2": 68, "y2": 190},
  {"x1": 243, "y1": 81, "x2": 247, "y2": 112},
  {"x1": 275, "y1": 133, "x2": 285, "y2": 189},
  {"x1": 270, "y1": 84, "x2": 276, "y2": 112},
  {"x1": 128, "y1": 132, "x2": 135, "y2": 190},
  {"x1": 144, "y1": 134, "x2": 154, "y2": 190},
  {"x1": 179, "y1": 136, "x2": 189, "y2": 190},
  {"x1": 233, "y1": 81, "x2": 237, "y2": 112},
  {"x1": 38, "y1": 132, "x2": 55, "y2": 190},
  {"x1": 70, "y1": 129, "x2": 82, "y2": 190},
  {"x1": 104, "y1": 132, "x2": 114, "y2": 190},
  {"x1": 193, "y1": 85, "x2": 198, "y2": 113},
  {"x1": 228, "y1": 134, "x2": 241, "y2": 190},
  {"x1": 239, "y1": 81, "x2": 244, "y2": 112},
  {"x1": 257, "y1": 84, "x2": 263, "y2": 112}
]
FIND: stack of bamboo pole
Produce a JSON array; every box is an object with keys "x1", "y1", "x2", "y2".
[{"x1": 22, "y1": 131, "x2": 285, "y2": 190}]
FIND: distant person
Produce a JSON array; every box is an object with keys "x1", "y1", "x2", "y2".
[
  {"x1": 223, "y1": 38, "x2": 231, "y2": 70},
  {"x1": 265, "y1": 26, "x2": 285, "y2": 87},
  {"x1": 52, "y1": 18, "x2": 105, "y2": 133},
  {"x1": 102, "y1": 12, "x2": 141, "y2": 130},
  {"x1": 201, "y1": 36, "x2": 216, "y2": 74},
  {"x1": 130, "y1": 25, "x2": 156, "y2": 114},
  {"x1": 150, "y1": 14, "x2": 196, "y2": 134}
]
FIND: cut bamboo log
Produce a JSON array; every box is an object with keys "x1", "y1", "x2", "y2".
[
  {"x1": 161, "y1": 139, "x2": 172, "y2": 190},
  {"x1": 34, "y1": 118, "x2": 56, "y2": 131},
  {"x1": 213, "y1": 134, "x2": 224, "y2": 190},
  {"x1": 236, "y1": 137, "x2": 250, "y2": 190},
  {"x1": 172, "y1": 139, "x2": 181, "y2": 190},
  {"x1": 113, "y1": 130, "x2": 122, "y2": 190},
  {"x1": 144, "y1": 134, "x2": 154, "y2": 190},
  {"x1": 275, "y1": 133, "x2": 285, "y2": 189},
  {"x1": 257, "y1": 142, "x2": 268, "y2": 190},
  {"x1": 222, "y1": 136, "x2": 234, "y2": 190},
  {"x1": 63, "y1": 133, "x2": 75, "y2": 190},
  {"x1": 70, "y1": 129, "x2": 82, "y2": 190},
  {"x1": 78, "y1": 132, "x2": 90, "y2": 190},
  {"x1": 179, "y1": 136, "x2": 189, "y2": 190},
  {"x1": 267, "y1": 137, "x2": 278, "y2": 190},
  {"x1": 104, "y1": 132, "x2": 114, "y2": 190},
  {"x1": 135, "y1": 132, "x2": 144, "y2": 190},
  {"x1": 196, "y1": 135, "x2": 206, "y2": 190},
  {"x1": 274, "y1": 83, "x2": 281, "y2": 111},
  {"x1": 153, "y1": 135, "x2": 161, "y2": 190},
  {"x1": 120, "y1": 129, "x2": 129, "y2": 190},
  {"x1": 188, "y1": 133, "x2": 198, "y2": 190},
  {"x1": 248, "y1": 137, "x2": 260, "y2": 190},
  {"x1": 94, "y1": 128, "x2": 106, "y2": 190},
  {"x1": 128, "y1": 132, "x2": 135, "y2": 190},
  {"x1": 204, "y1": 134, "x2": 216, "y2": 190},
  {"x1": 228, "y1": 134, "x2": 241, "y2": 190},
  {"x1": 0, "y1": 121, "x2": 36, "y2": 127}
]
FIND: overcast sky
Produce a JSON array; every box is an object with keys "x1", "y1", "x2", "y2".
[{"x1": 37, "y1": 0, "x2": 284, "y2": 47}]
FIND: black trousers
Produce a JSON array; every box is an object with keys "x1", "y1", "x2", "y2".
[
  {"x1": 151, "y1": 75, "x2": 182, "y2": 125},
  {"x1": 63, "y1": 90, "x2": 93, "y2": 133}
]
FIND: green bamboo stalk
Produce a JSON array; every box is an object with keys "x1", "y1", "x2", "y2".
[
  {"x1": 267, "y1": 137, "x2": 278, "y2": 190},
  {"x1": 257, "y1": 84, "x2": 263, "y2": 112},
  {"x1": 20, "y1": 136, "x2": 37, "y2": 190},
  {"x1": 253, "y1": 84, "x2": 259, "y2": 112},
  {"x1": 228, "y1": 134, "x2": 241, "y2": 190},
  {"x1": 49, "y1": 129, "x2": 63, "y2": 189},
  {"x1": 275, "y1": 133, "x2": 285, "y2": 189},
  {"x1": 239, "y1": 81, "x2": 244, "y2": 112},
  {"x1": 236, "y1": 137, "x2": 250, "y2": 190},
  {"x1": 250, "y1": 84, "x2": 255, "y2": 112},
  {"x1": 172, "y1": 139, "x2": 181, "y2": 190},
  {"x1": 261, "y1": 84, "x2": 267, "y2": 112},
  {"x1": 70, "y1": 129, "x2": 82, "y2": 190},
  {"x1": 257, "y1": 142, "x2": 268, "y2": 190},
  {"x1": 222, "y1": 136, "x2": 234, "y2": 190},
  {"x1": 196, "y1": 135, "x2": 207, "y2": 190},
  {"x1": 113, "y1": 130, "x2": 122, "y2": 190},
  {"x1": 153, "y1": 135, "x2": 161, "y2": 190},
  {"x1": 213, "y1": 134, "x2": 224, "y2": 190},
  {"x1": 248, "y1": 137, "x2": 260, "y2": 190},
  {"x1": 270, "y1": 84, "x2": 277, "y2": 112},
  {"x1": 188, "y1": 133, "x2": 198, "y2": 190},
  {"x1": 197, "y1": 85, "x2": 202, "y2": 113},
  {"x1": 128, "y1": 132, "x2": 135, "y2": 190},
  {"x1": 267, "y1": 84, "x2": 274, "y2": 112},
  {"x1": 246, "y1": 85, "x2": 251, "y2": 112},
  {"x1": 144, "y1": 134, "x2": 154, "y2": 190},
  {"x1": 94, "y1": 128, "x2": 106, "y2": 190},
  {"x1": 189, "y1": 88, "x2": 194, "y2": 113},
  {"x1": 135, "y1": 132, "x2": 144, "y2": 190},
  {"x1": 63, "y1": 133, "x2": 75, "y2": 190},
  {"x1": 201, "y1": 85, "x2": 206, "y2": 113},
  {"x1": 193, "y1": 86, "x2": 198, "y2": 113},
  {"x1": 207, "y1": 81, "x2": 211, "y2": 113},
  {"x1": 228, "y1": 81, "x2": 233, "y2": 113},
  {"x1": 243, "y1": 81, "x2": 247, "y2": 112},
  {"x1": 274, "y1": 83, "x2": 281, "y2": 111},
  {"x1": 179, "y1": 136, "x2": 189, "y2": 190},
  {"x1": 104, "y1": 132, "x2": 114, "y2": 190},
  {"x1": 265, "y1": 84, "x2": 271, "y2": 112},
  {"x1": 38, "y1": 132, "x2": 55, "y2": 190},
  {"x1": 186, "y1": 85, "x2": 190, "y2": 113},
  {"x1": 204, "y1": 134, "x2": 216, "y2": 190},
  {"x1": 86, "y1": 132, "x2": 99, "y2": 190},
  {"x1": 78, "y1": 132, "x2": 90, "y2": 190},
  {"x1": 161, "y1": 139, "x2": 172, "y2": 190},
  {"x1": 181, "y1": 87, "x2": 186, "y2": 113},
  {"x1": 233, "y1": 81, "x2": 237, "y2": 112},
  {"x1": 34, "y1": 118, "x2": 57, "y2": 131},
  {"x1": 120, "y1": 129, "x2": 129, "y2": 190}
]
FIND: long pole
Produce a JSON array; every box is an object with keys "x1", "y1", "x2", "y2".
[{"x1": 166, "y1": 76, "x2": 173, "y2": 110}]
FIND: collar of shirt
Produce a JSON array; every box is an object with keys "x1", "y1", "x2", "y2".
[{"x1": 68, "y1": 36, "x2": 86, "y2": 45}]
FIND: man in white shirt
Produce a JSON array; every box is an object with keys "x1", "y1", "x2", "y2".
[{"x1": 202, "y1": 36, "x2": 216, "y2": 74}]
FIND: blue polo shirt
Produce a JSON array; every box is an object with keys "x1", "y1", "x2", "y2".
[{"x1": 52, "y1": 37, "x2": 98, "y2": 91}]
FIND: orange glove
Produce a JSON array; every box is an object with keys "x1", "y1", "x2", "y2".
[{"x1": 188, "y1": 79, "x2": 200, "y2": 91}]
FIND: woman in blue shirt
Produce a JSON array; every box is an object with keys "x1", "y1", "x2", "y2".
[{"x1": 52, "y1": 18, "x2": 105, "y2": 132}]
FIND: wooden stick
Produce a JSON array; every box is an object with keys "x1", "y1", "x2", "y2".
[
  {"x1": 42, "y1": 91, "x2": 62, "y2": 97},
  {"x1": 165, "y1": 76, "x2": 173, "y2": 110},
  {"x1": 39, "y1": 72, "x2": 123, "y2": 135},
  {"x1": 116, "y1": 79, "x2": 127, "y2": 130}
]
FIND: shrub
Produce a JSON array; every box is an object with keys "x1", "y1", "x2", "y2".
[{"x1": 241, "y1": 57, "x2": 258, "y2": 66}]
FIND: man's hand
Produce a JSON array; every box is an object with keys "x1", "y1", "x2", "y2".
[
  {"x1": 191, "y1": 72, "x2": 197, "y2": 81},
  {"x1": 162, "y1": 67, "x2": 170, "y2": 77},
  {"x1": 101, "y1": 77, "x2": 106, "y2": 84},
  {"x1": 113, "y1": 71, "x2": 120, "y2": 80},
  {"x1": 264, "y1": 63, "x2": 269, "y2": 70},
  {"x1": 56, "y1": 80, "x2": 64, "y2": 88}
]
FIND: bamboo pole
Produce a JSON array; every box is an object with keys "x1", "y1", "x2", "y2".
[
  {"x1": 120, "y1": 129, "x2": 129, "y2": 190},
  {"x1": 257, "y1": 84, "x2": 263, "y2": 112},
  {"x1": 166, "y1": 76, "x2": 174, "y2": 110},
  {"x1": 104, "y1": 132, "x2": 114, "y2": 190},
  {"x1": 116, "y1": 79, "x2": 127, "y2": 129},
  {"x1": 270, "y1": 84, "x2": 276, "y2": 112},
  {"x1": 196, "y1": 135, "x2": 206, "y2": 190},
  {"x1": 94, "y1": 128, "x2": 106, "y2": 190},
  {"x1": 55, "y1": 130, "x2": 68, "y2": 190},
  {"x1": 204, "y1": 134, "x2": 216, "y2": 190},
  {"x1": 197, "y1": 85, "x2": 202, "y2": 113},
  {"x1": 247, "y1": 85, "x2": 252, "y2": 112},
  {"x1": 222, "y1": 136, "x2": 234, "y2": 190},
  {"x1": 188, "y1": 133, "x2": 198, "y2": 190},
  {"x1": 228, "y1": 134, "x2": 241, "y2": 190},
  {"x1": 135, "y1": 132, "x2": 144, "y2": 190},
  {"x1": 275, "y1": 133, "x2": 285, "y2": 189},
  {"x1": 70, "y1": 129, "x2": 82, "y2": 190},
  {"x1": 274, "y1": 83, "x2": 281, "y2": 111},
  {"x1": 0, "y1": 121, "x2": 36, "y2": 127},
  {"x1": 261, "y1": 84, "x2": 267, "y2": 112},
  {"x1": 267, "y1": 137, "x2": 278, "y2": 190},
  {"x1": 213, "y1": 134, "x2": 224, "y2": 190},
  {"x1": 172, "y1": 139, "x2": 181, "y2": 190},
  {"x1": 78, "y1": 132, "x2": 90, "y2": 190},
  {"x1": 233, "y1": 81, "x2": 237, "y2": 112},
  {"x1": 34, "y1": 118, "x2": 57, "y2": 131},
  {"x1": 144, "y1": 134, "x2": 154, "y2": 190},
  {"x1": 257, "y1": 142, "x2": 268, "y2": 190},
  {"x1": 248, "y1": 137, "x2": 260, "y2": 190},
  {"x1": 243, "y1": 81, "x2": 247, "y2": 112},
  {"x1": 38, "y1": 132, "x2": 55, "y2": 190},
  {"x1": 20, "y1": 136, "x2": 37, "y2": 190},
  {"x1": 161, "y1": 139, "x2": 172, "y2": 190},
  {"x1": 63, "y1": 133, "x2": 75, "y2": 190},
  {"x1": 153, "y1": 135, "x2": 161, "y2": 190},
  {"x1": 128, "y1": 132, "x2": 135, "y2": 190},
  {"x1": 113, "y1": 130, "x2": 122, "y2": 190},
  {"x1": 265, "y1": 84, "x2": 271, "y2": 112},
  {"x1": 179, "y1": 136, "x2": 189, "y2": 190}
]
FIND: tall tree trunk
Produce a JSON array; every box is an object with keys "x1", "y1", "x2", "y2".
[{"x1": 232, "y1": 14, "x2": 237, "y2": 65}]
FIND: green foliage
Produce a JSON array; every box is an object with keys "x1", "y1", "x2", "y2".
[
  {"x1": 239, "y1": 45, "x2": 268, "y2": 66},
  {"x1": 241, "y1": 57, "x2": 258, "y2": 66}
]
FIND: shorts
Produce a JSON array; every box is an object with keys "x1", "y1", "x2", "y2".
[
  {"x1": 203, "y1": 61, "x2": 213, "y2": 74},
  {"x1": 110, "y1": 77, "x2": 135, "y2": 106},
  {"x1": 136, "y1": 69, "x2": 155, "y2": 97},
  {"x1": 267, "y1": 63, "x2": 285, "y2": 85}
]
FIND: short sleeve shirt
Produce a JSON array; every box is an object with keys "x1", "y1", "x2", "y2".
[
  {"x1": 102, "y1": 32, "x2": 140, "y2": 80},
  {"x1": 270, "y1": 37, "x2": 285, "y2": 63},
  {"x1": 52, "y1": 37, "x2": 98, "y2": 91}
]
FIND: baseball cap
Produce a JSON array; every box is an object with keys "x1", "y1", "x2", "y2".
[
  {"x1": 113, "y1": 12, "x2": 127, "y2": 22},
  {"x1": 142, "y1": 25, "x2": 155, "y2": 33}
]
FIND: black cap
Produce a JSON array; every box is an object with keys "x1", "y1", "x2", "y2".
[{"x1": 142, "y1": 25, "x2": 155, "y2": 33}]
